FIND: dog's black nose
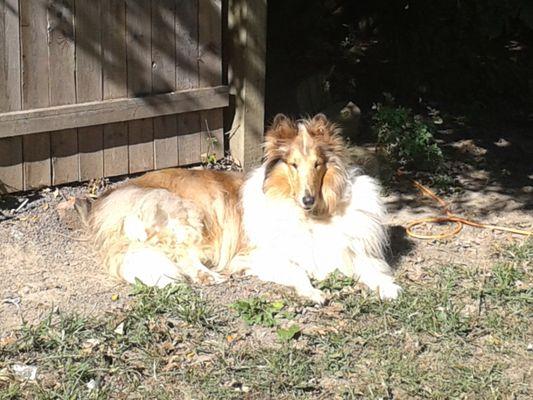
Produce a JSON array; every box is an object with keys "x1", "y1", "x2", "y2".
[{"x1": 302, "y1": 195, "x2": 315, "y2": 208}]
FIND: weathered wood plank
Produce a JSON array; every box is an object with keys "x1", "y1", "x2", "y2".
[
  {"x1": 199, "y1": 0, "x2": 224, "y2": 161},
  {"x1": 23, "y1": 133, "x2": 51, "y2": 189},
  {"x1": 78, "y1": 126, "x2": 104, "y2": 180},
  {"x1": 126, "y1": 0, "x2": 153, "y2": 173},
  {"x1": 178, "y1": 112, "x2": 202, "y2": 165},
  {"x1": 199, "y1": 0, "x2": 222, "y2": 88},
  {"x1": 20, "y1": 0, "x2": 51, "y2": 189},
  {"x1": 103, "y1": 122, "x2": 128, "y2": 177},
  {"x1": 200, "y1": 108, "x2": 224, "y2": 161},
  {"x1": 176, "y1": 0, "x2": 202, "y2": 165},
  {"x1": 0, "y1": 0, "x2": 21, "y2": 111},
  {"x1": 51, "y1": 128, "x2": 78, "y2": 184},
  {"x1": 102, "y1": 0, "x2": 128, "y2": 177},
  {"x1": 128, "y1": 118, "x2": 153, "y2": 174},
  {"x1": 0, "y1": 0, "x2": 23, "y2": 192},
  {"x1": 154, "y1": 115, "x2": 178, "y2": 169},
  {"x1": 48, "y1": 0, "x2": 78, "y2": 185},
  {"x1": 76, "y1": 0, "x2": 103, "y2": 181},
  {"x1": 102, "y1": 0, "x2": 127, "y2": 100},
  {"x1": 152, "y1": 0, "x2": 176, "y2": 94},
  {"x1": 0, "y1": 86, "x2": 229, "y2": 138},
  {"x1": 176, "y1": 0, "x2": 199, "y2": 91},
  {"x1": 75, "y1": 0, "x2": 102, "y2": 103},
  {"x1": 126, "y1": 0, "x2": 152, "y2": 98},
  {"x1": 152, "y1": 0, "x2": 178, "y2": 170},
  {"x1": 227, "y1": 0, "x2": 266, "y2": 169},
  {"x1": 0, "y1": 137, "x2": 23, "y2": 193}
]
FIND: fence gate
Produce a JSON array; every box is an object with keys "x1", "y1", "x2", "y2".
[{"x1": 0, "y1": 0, "x2": 229, "y2": 193}]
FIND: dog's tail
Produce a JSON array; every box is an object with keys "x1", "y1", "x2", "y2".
[{"x1": 74, "y1": 197, "x2": 94, "y2": 228}]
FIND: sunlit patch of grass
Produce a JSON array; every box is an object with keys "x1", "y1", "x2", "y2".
[{"x1": 1, "y1": 241, "x2": 531, "y2": 398}]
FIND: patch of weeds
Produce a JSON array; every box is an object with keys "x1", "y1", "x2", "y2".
[
  {"x1": 316, "y1": 270, "x2": 354, "y2": 292},
  {"x1": 230, "y1": 297, "x2": 286, "y2": 327},
  {"x1": 252, "y1": 347, "x2": 318, "y2": 395},
  {"x1": 13, "y1": 312, "x2": 92, "y2": 353},
  {"x1": 343, "y1": 266, "x2": 472, "y2": 338},
  {"x1": 372, "y1": 102, "x2": 444, "y2": 171},
  {"x1": 428, "y1": 171, "x2": 462, "y2": 194},
  {"x1": 484, "y1": 262, "x2": 525, "y2": 300},
  {"x1": 130, "y1": 281, "x2": 218, "y2": 328}
]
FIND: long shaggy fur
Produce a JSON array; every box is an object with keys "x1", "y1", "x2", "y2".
[{"x1": 82, "y1": 114, "x2": 401, "y2": 302}]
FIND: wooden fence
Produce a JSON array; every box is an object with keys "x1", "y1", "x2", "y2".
[{"x1": 0, "y1": 0, "x2": 265, "y2": 193}]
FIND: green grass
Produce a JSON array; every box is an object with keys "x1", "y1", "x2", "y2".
[{"x1": 1, "y1": 241, "x2": 531, "y2": 399}]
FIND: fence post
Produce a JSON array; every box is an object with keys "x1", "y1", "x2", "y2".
[{"x1": 225, "y1": 0, "x2": 267, "y2": 170}]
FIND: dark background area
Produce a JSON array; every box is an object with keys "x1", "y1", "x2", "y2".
[{"x1": 264, "y1": 0, "x2": 533, "y2": 126}]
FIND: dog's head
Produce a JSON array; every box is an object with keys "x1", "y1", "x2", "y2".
[{"x1": 262, "y1": 114, "x2": 349, "y2": 216}]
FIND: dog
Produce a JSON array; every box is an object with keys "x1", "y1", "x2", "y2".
[{"x1": 78, "y1": 114, "x2": 401, "y2": 304}]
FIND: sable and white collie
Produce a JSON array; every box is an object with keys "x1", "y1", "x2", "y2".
[{"x1": 79, "y1": 114, "x2": 401, "y2": 304}]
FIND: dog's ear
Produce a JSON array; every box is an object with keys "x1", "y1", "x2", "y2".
[
  {"x1": 264, "y1": 114, "x2": 297, "y2": 162},
  {"x1": 312, "y1": 113, "x2": 329, "y2": 124},
  {"x1": 269, "y1": 114, "x2": 292, "y2": 131},
  {"x1": 310, "y1": 113, "x2": 331, "y2": 135}
]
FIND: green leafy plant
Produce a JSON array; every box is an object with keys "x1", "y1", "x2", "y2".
[
  {"x1": 372, "y1": 103, "x2": 444, "y2": 171},
  {"x1": 276, "y1": 324, "x2": 302, "y2": 341},
  {"x1": 230, "y1": 297, "x2": 286, "y2": 327},
  {"x1": 316, "y1": 270, "x2": 355, "y2": 292}
]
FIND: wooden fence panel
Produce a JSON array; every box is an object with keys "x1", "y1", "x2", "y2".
[
  {"x1": 0, "y1": 0, "x2": 23, "y2": 192},
  {"x1": 0, "y1": 0, "x2": 235, "y2": 193}
]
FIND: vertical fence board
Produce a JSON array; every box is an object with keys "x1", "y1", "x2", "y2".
[
  {"x1": 128, "y1": 118, "x2": 154, "y2": 174},
  {"x1": 102, "y1": 0, "x2": 127, "y2": 100},
  {"x1": 177, "y1": 112, "x2": 201, "y2": 165},
  {"x1": 103, "y1": 122, "x2": 129, "y2": 177},
  {"x1": 176, "y1": 0, "x2": 201, "y2": 165},
  {"x1": 200, "y1": 108, "x2": 223, "y2": 160},
  {"x1": 102, "y1": 0, "x2": 128, "y2": 177},
  {"x1": 48, "y1": 0, "x2": 78, "y2": 184},
  {"x1": 154, "y1": 115, "x2": 178, "y2": 169},
  {"x1": 0, "y1": 0, "x2": 23, "y2": 192},
  {"x1": 199, "y1": 0, "x2": 223, "y2": 160},
  {"x1": 76, "y1": 0, "x2": 103, "y2": 181},
  {"x1": 152, "y1": 0, "x2": 176, "y2": 94},
  {"x1": 127, "y1": 0, "x2": 153, "y2": 173},
  {"x1": 21, "y1": 0, "x2": 51, "y2": 189},
  {"x1": 152, "y1": 0, "x2": 177, "y2": 169}
]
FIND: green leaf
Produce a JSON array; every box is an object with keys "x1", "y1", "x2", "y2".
[{"x1": 276, "y1": 324, "x2": 301, "y2": 341}]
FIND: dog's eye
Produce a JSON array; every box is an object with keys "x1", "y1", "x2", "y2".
[
  {"x1": 315, "y1": 162, "x2": 323, "y2": 169},
  {"x1": 290, "y1": 163, "x2": 298, "y2": 170}
]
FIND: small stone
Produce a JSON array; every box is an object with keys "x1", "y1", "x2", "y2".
[
  {"x1": 114, "y1": 322, "x2": 125, "y2": 335},
  {"x1": 86, "y1": 379, "x2": 98, "y2": 391},
  {"x1": 12, "y1": 364, "x2": 37, "y2": 381}
]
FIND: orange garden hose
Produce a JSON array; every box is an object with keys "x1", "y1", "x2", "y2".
[{"x1": 401, "y1": 174, "x2": 533, "y2": 240}]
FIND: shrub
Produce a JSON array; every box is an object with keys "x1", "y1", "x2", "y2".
[{"x1": 372, "y1": 103, "x2": 444, "y2": 171}]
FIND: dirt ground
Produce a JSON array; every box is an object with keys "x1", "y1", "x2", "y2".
[{"x1": 0, "y1": 126, "x2": 532, "y2": 333}]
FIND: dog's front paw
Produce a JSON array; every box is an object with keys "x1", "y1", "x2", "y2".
[
  {"x1": 300, "y1": 287, "x2": 328, "y2": 305},
  {"x1": 378, "y1": 282, "x2": 402, "y2": 300},
  {"x1": 196, "y1": 270, "x2": 226, "y2": 285}
]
